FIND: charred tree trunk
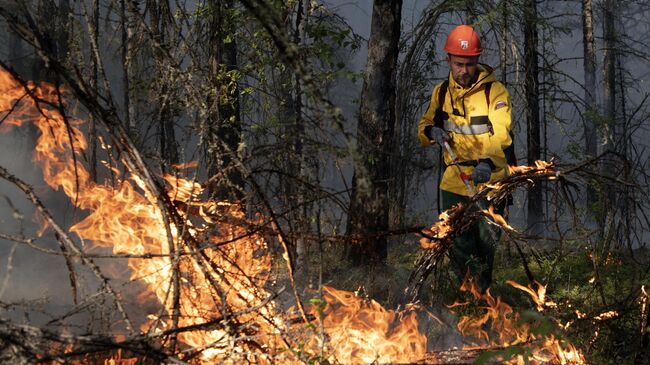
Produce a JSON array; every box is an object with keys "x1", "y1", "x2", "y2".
[
  {"x1": 206, "y1": 0, "x2": 244, "y2": 201},
  {"x1": 346, "y1": 0, "x2": 402, "y2": 266},
  {"x1": 523, "y1": 0, "x2": 542, "y2": 235}
]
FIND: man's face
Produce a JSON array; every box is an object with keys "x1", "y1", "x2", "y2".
[{"x1": 447, "y1": 54, "x2": 479, "y2": 87}]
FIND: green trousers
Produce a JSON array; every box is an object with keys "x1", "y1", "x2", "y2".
[{"x1": 442, "y1": 190, "x2": 503, "y2": 292}]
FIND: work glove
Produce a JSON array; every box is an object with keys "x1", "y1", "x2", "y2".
[
  {"x1": 471, "y1": 161, "x2": 493, "y2": 184},
  {"x1": 425, "y1": 126, "x2": 449, "y2": 145}
]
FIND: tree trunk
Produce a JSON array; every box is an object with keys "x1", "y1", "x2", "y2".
[
  {"x1": 122, "y1": 0, "x2": 136, "y2": 133},
  {"x1": 346, "y1": 0, "x2": 402, "y2": 266},
  {"x1": 582, "y1": 0, "x2": 597, "y2": 159},
  {"x1": 206, "y1": 0, "x2": 244, "y2": 201},
  {"x1": 292, "y1": 0, "x2": 310, "y2": 291},
  {"x1": 499, "y1": 1, "x2": 508, "y2": 85},
  {"x1": 582, "y1": 0, "x2": 598, "y2": 218},
  {"x1": 87, "y1": 0, "x2": 100, "y2": 181},
  {"x1": 602, "y1": 0, "x2": 616, "y2": 146},
  {"x1": 148, "y1": 0, "x2": 179, "y2": 169},
  {"x1": 523, "y1": 0, "x2": 542, "y2": 235},
  {"x1": 599, "y1": 0, "x2": 617, "y2": 232}
]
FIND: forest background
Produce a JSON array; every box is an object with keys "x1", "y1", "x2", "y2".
[{"x1": 0, "y1": 0, "x2": 649, "y2": 364}]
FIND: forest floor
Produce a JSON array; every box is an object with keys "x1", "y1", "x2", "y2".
[{"x1": 272, "y1": 236, "x2": 650, "y2": 364}]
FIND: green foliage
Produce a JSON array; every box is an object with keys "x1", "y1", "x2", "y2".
[{"x1": 492, "y1": 243, "x2": 650, "y2": 364}]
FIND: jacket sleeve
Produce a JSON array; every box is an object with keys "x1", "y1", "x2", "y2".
[
  {"x1": 418, "y1": 83, "x2": 442, "y2": 147},
  {"x1": 485, "y1": 82, "x2": 512, "y2": 166}
]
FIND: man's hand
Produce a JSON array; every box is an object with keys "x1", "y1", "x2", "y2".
[
  {"x1": 426, "y1": 126, "x2": 449, "y2": 145},
  {"x1": 471, "y1": 161, "x2": 492, "y2": 183}
]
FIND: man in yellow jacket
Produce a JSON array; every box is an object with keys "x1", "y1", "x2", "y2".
[{"x1": 418, "y1": 25, "x2": 514, "y2": 292}]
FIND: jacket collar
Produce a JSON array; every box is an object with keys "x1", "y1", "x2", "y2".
[{"x1": 448, "y1": 63, "x2": 496, "y2": 96}]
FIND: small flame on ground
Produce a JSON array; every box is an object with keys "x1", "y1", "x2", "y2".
[
  {"x1": 308, "y1": 286, "x2": 427, "y2": 364},
  {"x1": 451, "y1": 276, "x2": 587, "y2": 364}
]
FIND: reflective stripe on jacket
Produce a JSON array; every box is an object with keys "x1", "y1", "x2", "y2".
[{"x1": 418, "y1": 64, "x2": 513, "y2": 196}]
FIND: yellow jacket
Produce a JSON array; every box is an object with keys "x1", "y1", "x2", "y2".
[{"x1": 418, "y1": 64, "x2": 512, "y2": 196}]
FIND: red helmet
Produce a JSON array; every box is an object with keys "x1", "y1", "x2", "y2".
[{"x1": 444, "y1": 25, "x2": 482, "y2": 56}]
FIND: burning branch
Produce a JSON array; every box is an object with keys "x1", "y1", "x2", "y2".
[
  {"x1": 406, "y1": 159, "x2": 561, "y2": 302},
  {"x1": 0, "y1": 5, "x2": 317, "y2": 334},
  {"x1": 0, "y1": 62, "x2": 290, "y2": 362}
]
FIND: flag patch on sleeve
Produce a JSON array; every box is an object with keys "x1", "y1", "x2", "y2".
[{"x1": 495, "y1": 100, "x2": 508, "y2": 110}]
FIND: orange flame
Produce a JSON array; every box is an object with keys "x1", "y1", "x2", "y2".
[
  {"x1": 506, "y1": 280, "x2": 557, "y2": 312},
  {"x1": 508, "y1": 160, "x2": 557, "y2": 179},
  {"x1": 452, "y1": 277, "x2": 587, "y2": 364},
  {"x1": 309, "y1": 286, "x2": 427, "y2": 364},
  {"x1": 0, "y1": 67, "x2": 282, "y2": 362},
  {"x1": 641, "y1": 285, "x2": 648, "y2": 336},
  {"x1": 2, "y1": 67, "x2": 432, "y2": 364},
  {"x1": 419, "y1": 204, "x2": 462, "y2": 249},
  {"x1": 482, "y1": 205, "x2": 516, "y2": 232}
]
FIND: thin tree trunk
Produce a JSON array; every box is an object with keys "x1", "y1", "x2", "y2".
[
  {"x1": 122, "y1": 0, "x2": 136, "y2": 133},
  {"x1": 57, "y1": 0, "x2": 70, "y2": 60},
  {"x1": 499, "y1": 1, "x2": 508, "y2": 85},
  {"x1": 293, "y1": 0, "x2": 310, "y2": 291},
  {"x1": 599, "y1": 0, "x2": 617, "y2": 232},
  {"x1": 524, "y1": 0, "x2": 542, "y2": 235},
  {"x1": 582, "y1": 0, "x2": 598, "y2": 218},
  {"x1": 616, "y1": 57, "x2": 631, "y2": 246},
  {"x1": 583, "y1": 0, "x2": 597, "y2": 158},
  {"x1": 89, "y1": 0, "x2": 99, "y2": 181},
  {"x1": 602, "y1": 0, "x2": 616, "y2": 151},
  {"x1": 207, "y1": 0, "x2": 244, "y2": 201},
  {"x1": 149, "y1": 0, "x2": 179, "y2": 169},
  {"x1": 346, "y1": 0, "x2": 402, "y2": 266}
]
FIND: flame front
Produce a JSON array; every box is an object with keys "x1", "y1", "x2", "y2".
[
  {"x1": 0, "y1": 67, "x2": 283, "y2": 362},
  {"x1": 0, "y1": 68, "x2": 432, "y2": 364}
]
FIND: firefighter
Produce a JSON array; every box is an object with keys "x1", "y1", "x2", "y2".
[{"x1": 418, "y1": 25, "x2": 514, "y2": 292}]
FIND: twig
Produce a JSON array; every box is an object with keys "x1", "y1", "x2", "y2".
[{"x1": 0, "y1": 165, "x2": 134, "y2": 334}]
